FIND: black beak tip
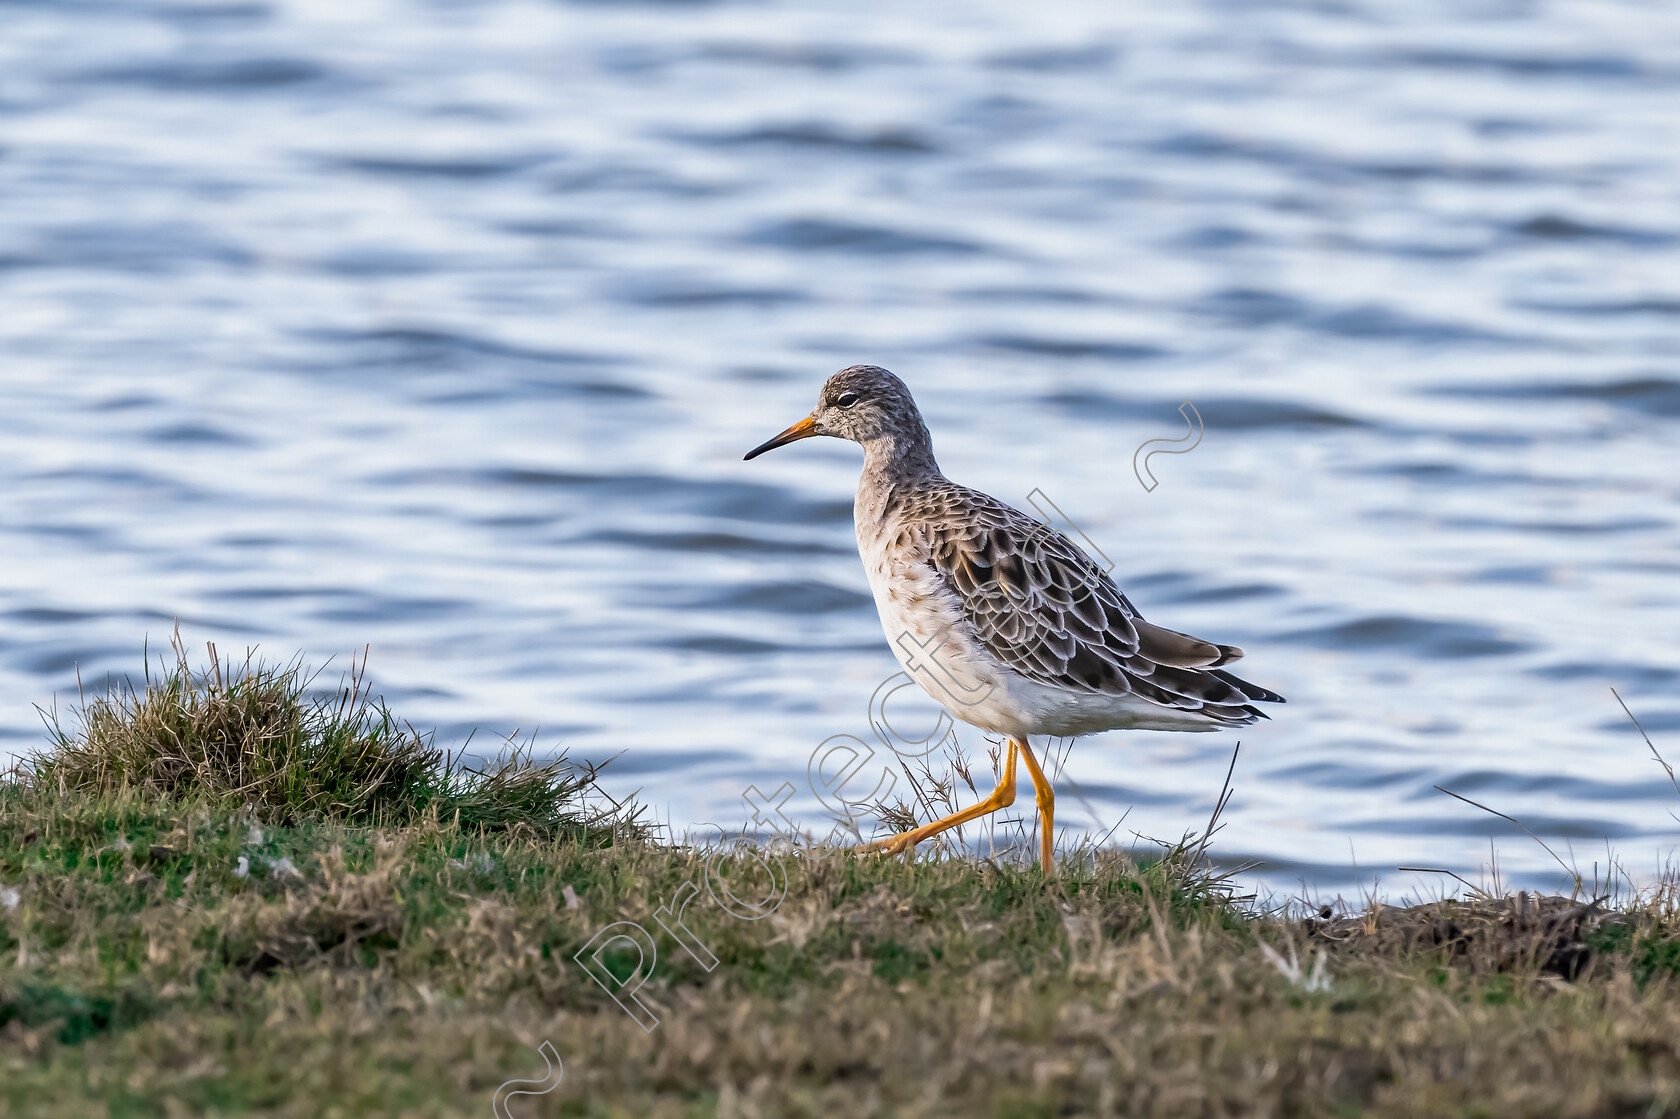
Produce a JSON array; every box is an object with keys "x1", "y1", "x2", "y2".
[{"x1": 744, "y1": 417, "x2": 816, "y2": 462}]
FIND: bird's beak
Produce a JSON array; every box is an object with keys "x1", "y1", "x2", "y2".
[{"x1": 743, "y1": 415, "x2": 819, "y2": 460}]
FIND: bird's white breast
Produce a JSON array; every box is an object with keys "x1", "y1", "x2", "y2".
[{"x1": 855, "y1": 511, "x2": 1221, "y2": 739}]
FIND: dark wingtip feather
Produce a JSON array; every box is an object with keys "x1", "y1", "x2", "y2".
[{"x1": 1210, "y1": 668, "x2": 1286, "y2": 705}]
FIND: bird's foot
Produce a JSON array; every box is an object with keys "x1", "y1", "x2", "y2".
[{"x1": 853, "y1": 833, "x2": 916, "y2": 857}]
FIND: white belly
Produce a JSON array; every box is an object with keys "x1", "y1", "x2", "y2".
[{"x1": 857, "y1": 528, "x2": 1219, "y2": 739}]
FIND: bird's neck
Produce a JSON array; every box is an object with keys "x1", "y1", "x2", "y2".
[{"x1": 857, "y1": 425, "x2": 941, "y2": 526}]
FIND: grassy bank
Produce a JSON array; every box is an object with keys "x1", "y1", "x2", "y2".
[{"x1": 3, "y1": 644, "x2": 1680, "y2": 1117}]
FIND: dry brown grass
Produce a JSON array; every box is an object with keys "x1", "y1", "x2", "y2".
[
  {"x1": 5, "y1": 656, "x2": 1680, "y2": 1116},
  {"x1": 4, "y1": 777, "x2": 1680, "y2": 1118}
]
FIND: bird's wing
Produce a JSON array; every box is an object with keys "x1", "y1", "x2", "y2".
[{"x1": 917, "y1": 485, "x2": 1270, "y2": 716}]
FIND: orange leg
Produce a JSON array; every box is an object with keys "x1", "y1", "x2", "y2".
[
  {"x1": 1015, "y1": 739, "x2": 1055, "y2": 875},
  {"x1": 857, "y1": 740, "x2": 1019, "y2": 858}
]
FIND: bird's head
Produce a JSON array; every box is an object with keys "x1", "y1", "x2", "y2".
[{"x1": 743, "y1": 365, "x2": 925, "y2": 459}]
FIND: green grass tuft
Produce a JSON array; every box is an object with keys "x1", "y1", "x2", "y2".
[{"x1": 23, "y1": 632, "x2": 633, "y2": 844}]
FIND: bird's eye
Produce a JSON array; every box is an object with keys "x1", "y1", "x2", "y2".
[{"x1": 836, "y1": 392, "x2": 860, "y2": 409}]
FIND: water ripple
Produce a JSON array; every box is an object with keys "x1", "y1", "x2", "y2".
[{"x1": 1, "y1": 0, "x2": 1677, "y2": 894}]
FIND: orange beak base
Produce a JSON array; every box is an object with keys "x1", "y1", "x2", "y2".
[{"x1": 743, "y1": 415, "x2": 819, "y2": 460}]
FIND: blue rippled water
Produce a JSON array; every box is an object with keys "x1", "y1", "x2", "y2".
[{"x1": 2, "y1": 0, "x2": 1677, "y2": 895}]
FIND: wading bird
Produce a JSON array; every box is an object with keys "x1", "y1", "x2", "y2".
[{"x1": 745, "y1": 366, "x2": 1282, "y2": 873}]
